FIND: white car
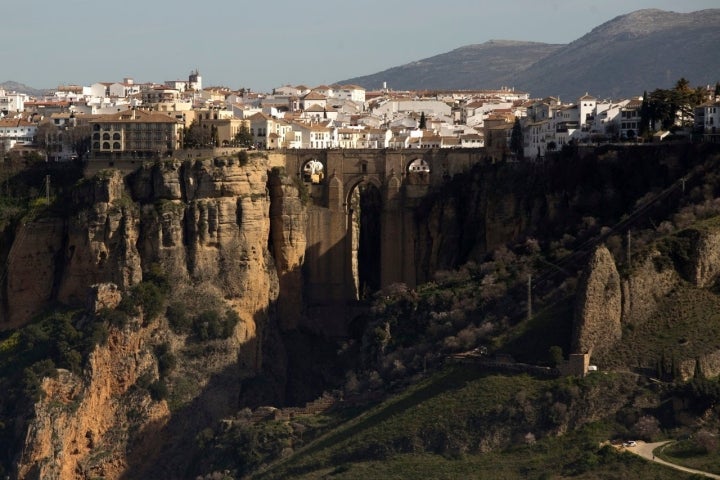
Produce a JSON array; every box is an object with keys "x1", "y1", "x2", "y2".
[{"x1": 622, "y1": 441, "x2": 637, "y2": 447}]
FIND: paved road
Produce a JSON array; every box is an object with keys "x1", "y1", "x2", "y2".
[{"x1": 624, "y1": 440, "x2": 720, "y2": 479}]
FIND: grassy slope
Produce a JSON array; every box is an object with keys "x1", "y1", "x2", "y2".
[
  {"x1": 254, "y1": 365, "x2": 690, "y2": 480},
  {"x1": 659, "y1": 439, "x2": 720, "y2": 474}
]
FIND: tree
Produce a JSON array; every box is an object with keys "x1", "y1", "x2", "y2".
[
  {"x1": 235, "y1": 123, "x2": 254, "y2": 148},
  {"x1": 210, "y1": 125, "x2": 219, "y2": 147},
  {"x1": 648, "y1": 79, "x2": 705, "y2": 130},
  {"x1": 639, "y1": 91, "x2": 651, "y2": 138},
  {"x1": 418, "y1": 111, "x2": 426, "y2": 130},
  {"x1": 510, "y1": 117, "x2": 524, "y2": 159},
  {"x1": 183, "y1": 121, "x2": 211, "y2": 148},
  {"x1": 715, "y1": 82, "x2": 720, "y2": 100},
  {"x1": 633, "y1": 415, "x2": 660, "y2": 441},
  {"x1": 548, "y1": 346, "x2": 564, "y2": 367},
  {"x1": 34, "y1": 120, "x2": 57, "y2": 157},
  {"x1": 67, "y1": 123, "x2": 92, "y2": 160}
]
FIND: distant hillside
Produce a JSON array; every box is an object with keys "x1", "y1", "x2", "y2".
[
  {"x1": 338, "y1": 9, "x2": 720, "y2": 100},
  {"x1": 340, "y1": 40, "x2": 563, "y2": 91},
  {"x1": 515, "y1": 9, "x2": 720, "y2": 100},
  {"x1": 0, "y1": 81, "x2": 46, "y2": 97}
]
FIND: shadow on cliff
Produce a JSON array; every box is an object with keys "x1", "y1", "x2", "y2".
[
  {"x1": 119, "y1": 269, "x2": 356, "y2": 479},
  {"x1": 120, "y1": 304, "x2": 280, "y2": 480}
]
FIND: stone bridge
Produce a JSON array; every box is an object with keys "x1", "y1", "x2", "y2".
[{"x1": 268, "y1": 148, "x2": 489, "y2": 336}]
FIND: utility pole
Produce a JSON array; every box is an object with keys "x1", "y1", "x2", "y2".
[
  {"x1": 627, "y1": 229, "x2": 632, "y2": 269},
  {"x1": 45, "y1": 175, "x2": 50, "y2": 204},
  {"x1": 527, "y1": 274, "x2": 532, "y2": 322},
  {"x1": 681, "y1": 177, "x2": 686, "y2": 193}
]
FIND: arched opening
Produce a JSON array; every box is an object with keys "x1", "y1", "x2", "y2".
[
  {"x1": 407, "y1": 158, "x2": 430, "y2": 185},
  {"x1": 302, "y1": 159, "x2": 325, "y2": 184},
  {"x1": 348, "y1": 182, "x2": 381, "y2": 300}
]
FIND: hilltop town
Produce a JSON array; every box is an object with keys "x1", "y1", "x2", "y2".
[{"x1": 1, "y1": 70, "x2": 719, "y2": 166}]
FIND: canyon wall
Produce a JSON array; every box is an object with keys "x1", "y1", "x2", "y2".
[{"x1": 5, "y1": 156, "x2": 308, "y2": 479}]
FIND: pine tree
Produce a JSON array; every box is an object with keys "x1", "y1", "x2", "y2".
[
  {"x1": 510, "y1": 117, "x2": 524, "y2": 159},
  {"x1": 639, "y1": 91, "x2": 650, "y2": 137}
]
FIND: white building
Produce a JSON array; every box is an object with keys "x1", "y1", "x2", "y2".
[
  {"x1": 333, "y1": 85, "x2": 366, "y2": 104},
  {"x1": 0, "y1": 91, "x2": 29, "y2": 114},
  {"x1": 696, "y1": 100, "x2": 720, "y2": 143},
  {"x1": 0, "y1": 118, "x2": 37, "y2": 152}
]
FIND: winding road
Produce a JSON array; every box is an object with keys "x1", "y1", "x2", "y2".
[{"x1": 624, "y1": 440, "x2": 720, "y2": 479}]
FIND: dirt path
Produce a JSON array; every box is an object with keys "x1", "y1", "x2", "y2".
[{"x1": 624, "y1": 440, "x2": 720, "y2": 479}]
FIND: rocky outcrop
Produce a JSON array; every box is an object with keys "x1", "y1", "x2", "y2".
[
  {"x1": 57, "y1": 172, "x2": 143, "y2": 307},
  {"x1": 17, "y1": 324, "x2": 166, "y2": 480},
  {"x1": 690, "y1": 228, "x2": 720, "y2": 288},
  {"x1": 572, "y1": 245, "x2": 622, "y2": 358},
  {"x1": 621, "y1": 248, "x2": 680, "y2": 326}
]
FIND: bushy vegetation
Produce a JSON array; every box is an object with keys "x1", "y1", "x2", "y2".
[
  {"x1": 166, "y1": 302, "x2": 238, "y2": 341},
  {"x1": 246, "y1": 366, "x2": 685, "y2": 480}
]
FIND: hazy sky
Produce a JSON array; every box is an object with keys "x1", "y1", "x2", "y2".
[{"x1": 4, "y1": 0, "x2": 717, "y2": 92}]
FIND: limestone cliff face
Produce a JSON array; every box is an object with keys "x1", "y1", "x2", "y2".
[
  {"x1": 268, "y1": 170, "x2": 307, "y2": 331},
  {"x1": 11, "y1": 157, "x2": 290, "y2": 479},
  {"x1": 18, "y1": 322, "x2": 167, "y2": 480},
  {"x1": 57, "y1": 172, "x2": 143, "y2": 307},
  {"x1": 130, "y1": 158, "x2": 279, "y2": 320},
  {"x1": 572, "y1": 245, "x2": 623, "y2": 358}
]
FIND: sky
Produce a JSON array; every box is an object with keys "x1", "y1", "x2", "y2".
[{"x1": 3, "y1": 0, "x2": 718, "y2": 93}]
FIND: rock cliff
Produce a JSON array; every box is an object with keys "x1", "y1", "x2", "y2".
[
  {"x1": 5, "y1": 156, "x2": 309, "y2": 479},
  {"x1": 18, "y1": 321, "x2": 167, "y2": 480},
  {"x1": 572, "y1": 245, "x2": 622, "y2": 358},
  {"x1": 621, "y1": 248, "x2": 680, "y2": 326}
]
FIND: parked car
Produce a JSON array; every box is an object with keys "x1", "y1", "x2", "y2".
[{"x1": 622, "y1": 440, "x2": 637, "y2": 447}]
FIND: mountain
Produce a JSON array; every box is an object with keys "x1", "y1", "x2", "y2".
[
  {"x1": 338, "y1": 9, "x2": 720, "y2": 100},
  {"x1": 515, "y1": 9, "x2": 720, "y2": 100},
  {"x1": 339, "y1": 40, "x2": 563, "y2": 91},
  {"x1": 0, "y1": 80, "x2": 46, "y2": 97}
]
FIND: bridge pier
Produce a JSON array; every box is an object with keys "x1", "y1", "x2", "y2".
[{"x1": 278, "y1": 148, "x2": 487, "y2": 336}]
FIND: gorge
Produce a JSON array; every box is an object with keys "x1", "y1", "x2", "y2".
[{"x1": 1, "y1": 143, "x2": 720, "y2": 478}]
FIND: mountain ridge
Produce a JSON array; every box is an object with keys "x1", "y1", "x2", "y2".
[{"x1": 338, "y1": 8, "x2": 720, "y2": 99}]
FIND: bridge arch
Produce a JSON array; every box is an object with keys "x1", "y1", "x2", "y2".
[{"x1": 407, "y1": 157, "x2": 430, "y2": 185}]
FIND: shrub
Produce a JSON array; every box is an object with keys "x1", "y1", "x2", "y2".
[
  {"x1": 118, "y1": 282, "x2": 165, "y2": 323},
  {"x1": 192, "y1": 309, "x2": 239, "y2": 341},
  {"x1": 98, "y1": 307, "x2": 130, "y2": 328},
  {"x1": 695, "y1": 429, "x2": 719, "y2": 453},
  {"x1": 144, "y1": 263, "x2": 170, "y2": 294},
  {"x1": 155, "y1": 343, "x2": 176, "y2": 378},
  {"x1": 166, "y1": 302, "x2": 192, "y2": 334},
  {"x1": 632, "y1": 415, "x2": 660, "y2": 441},
  {"x1": 148, "y1": 380, "x2": 169, "y2": 401},
  {"x1": 22, "y1": 359, "x2": 58, "y2": 400}
]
